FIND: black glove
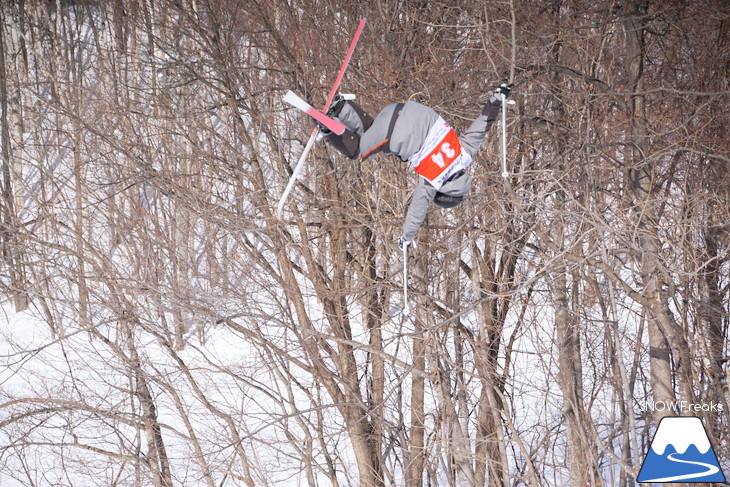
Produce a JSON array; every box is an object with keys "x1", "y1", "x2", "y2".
[
  {"x1": 484, "y1": 83, "x2": 514, "y2": 115},
  {"x1": 494, "y1": 83, "x2": 513, "y2": 100}
]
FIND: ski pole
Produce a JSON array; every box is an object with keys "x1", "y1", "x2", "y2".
[
  {"x1": 277, "y1": 130, "x2": 317, "y2": 219},
  {"x1": 501, "y1": 95, "x2": 509, "y2": 179},
  {"x1": 402, "y1": 242, "x2": 411, "y2": 317}
]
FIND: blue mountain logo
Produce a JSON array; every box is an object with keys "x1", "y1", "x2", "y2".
[{"x1": 638, "y1": 416, "x2": 725, "y2": 483}]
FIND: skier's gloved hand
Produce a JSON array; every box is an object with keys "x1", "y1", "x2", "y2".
[
  {"x1": 485, "y1": 83, "x2": 515, "y2": 115},
  {"x1": 398, "y1": 236, "x2": 413, "y2": 249},
  {"x1": 494, "y1": 83, "x2": 513, "y2": 101}
]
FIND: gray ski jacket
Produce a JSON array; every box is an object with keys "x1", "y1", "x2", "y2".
[{"x1": 335, "y1": 97, "x2": 502, "y2": 241}]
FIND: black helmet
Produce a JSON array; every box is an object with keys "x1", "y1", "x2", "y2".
[{"x1": 434, "y1": 192, "x2": 464, "y2": 208}]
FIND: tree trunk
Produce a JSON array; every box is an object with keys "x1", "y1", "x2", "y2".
[
  {"x1": 471, "y1": 236, "x2": 511, "y2": 487},
  {"x1": 622, "y1": 1, "x2": 694, "y2": 416},
  {"x1": 125, "y1": 322, "x2": 173, "y2": 487},
  {"x1": 0, "y1": 4, "x2": 28, "y2": 311},
  {"x1": 407, "y1": 252, "x2": 426, "y2": 487},
  {"x1": 553, "y1": 268, "x2": 600, "y2": 486}
]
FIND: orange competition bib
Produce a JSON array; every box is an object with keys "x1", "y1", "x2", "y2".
[{"x1": 410, "y1": 118, "x2": 472, "y2": 189}]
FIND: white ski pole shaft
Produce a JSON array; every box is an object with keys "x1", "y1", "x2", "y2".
[
  {"x1": 501, "y1": 97, "x2": 509, "y2": 179},
  {"x1": 277, "y1": 127, "x2": 318, "y2": 219},
  {"x1": 402, "y1": 243, "x2": 410, "y2": 316}
]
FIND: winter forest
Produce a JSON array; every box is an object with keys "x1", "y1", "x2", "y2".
[{"x1": 0, "y1": 0, "x2": 729, "y2": 486}]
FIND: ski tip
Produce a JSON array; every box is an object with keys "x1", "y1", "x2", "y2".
[
  {"x1": 283, "y1": 90, "x2": 311, "y2": 112},
  {"x1": 282, "y1": 90, "x2": 296, "y2": 102}
]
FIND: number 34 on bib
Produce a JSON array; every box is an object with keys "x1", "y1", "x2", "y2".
[
  {"x1": 412, "y1": 123, "x2": 472, "y2": 190},
  {"x1": 431, "y1": 141, "x2": 456, "y2": 168}
]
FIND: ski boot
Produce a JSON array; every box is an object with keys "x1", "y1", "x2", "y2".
[{"x1": 316, "y1": 93, "x2": 359, "y2": 142}]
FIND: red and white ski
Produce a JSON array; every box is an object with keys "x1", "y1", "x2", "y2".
[
  {"x1": 282, "y1": 90, "x2": 346, "y2": 135},
  {"x1": 277, "y1": 18, "x2": 366, "y2": 220}
]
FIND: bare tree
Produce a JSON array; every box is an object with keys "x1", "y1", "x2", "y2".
[{"x1": 1, "y1": 1, "x2": 728, "y2": 487}]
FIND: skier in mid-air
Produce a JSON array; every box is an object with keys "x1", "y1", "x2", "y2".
[{"x1": 317, "y1": 84, "x2": 513, "y2": 246}]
